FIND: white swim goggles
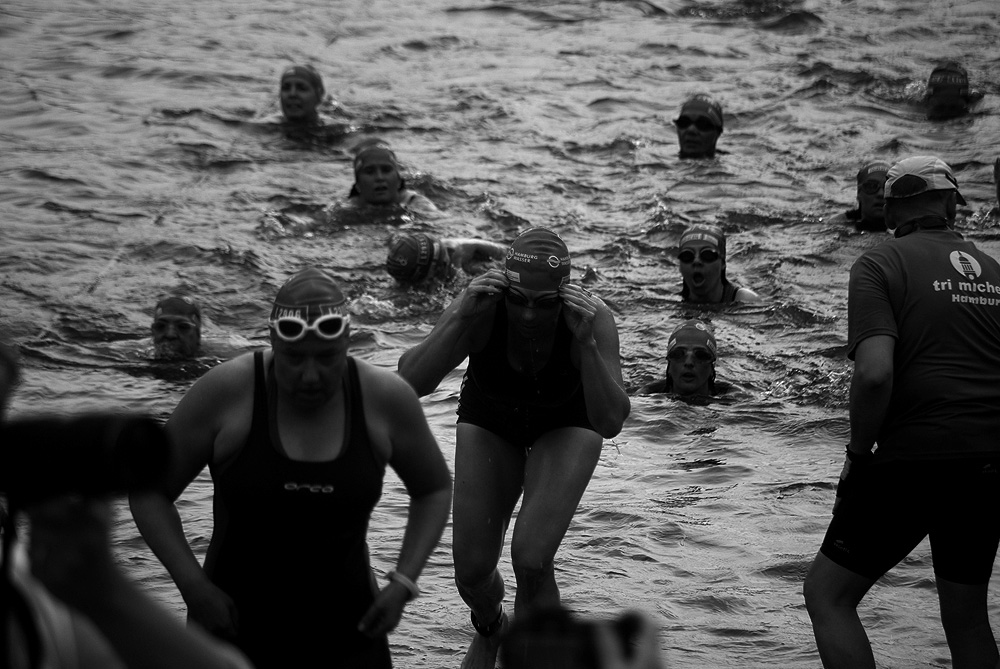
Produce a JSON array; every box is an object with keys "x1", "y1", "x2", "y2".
[{"x1": 269, "y1": 313, "x2": 350, "y2": 342}]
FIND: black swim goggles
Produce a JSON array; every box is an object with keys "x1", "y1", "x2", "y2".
[
  {"x1": 859, "y1": 179, "x2": 884, "y2": 195},
  {"x1": 667, "y1": 346, "x2": 715, "y2": 363},
  {"x1": 151, "y1": 318, "x2": 198, "y2": 334},
  {"x1": 677, "y1": 248, "x2": 720, "y2": 264},
  {"x1": 269, "y1": 313, "x2": 350, "y2": 342},
  {"x1": 674, "y1": 116, "x2": 718, "y2": 132}
]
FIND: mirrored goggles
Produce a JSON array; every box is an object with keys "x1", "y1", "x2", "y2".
[
  {"x1": 667, "y1": 346, "x2": 715, "y2": 363},
  {"x1": 859, "y1": 179, "x2": 884, "y2": 195},
  {"x1": 269, "y1": 313, "x2": 350, "y2": 342},
  {"x1": 674, "y1": 116, "x2": 718, "y2": 132},
  {"x1": 678, "y1": 248, "x2": 720, "y2": 264}
]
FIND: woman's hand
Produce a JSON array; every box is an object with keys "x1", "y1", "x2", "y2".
[
  {"x1": 559, "y1": 283, "x2": 600, "y2": 343},
  {"x1": 457, "y1": 269, "x2": 508, "y2": 320}
]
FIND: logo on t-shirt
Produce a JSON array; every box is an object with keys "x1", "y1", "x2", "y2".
[{"x1": 951, "y1": 251, "x2": 982, "y2": 280}]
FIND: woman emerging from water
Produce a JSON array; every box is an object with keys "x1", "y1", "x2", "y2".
[
  {"x1": 678, "y1": 224, "x2": 760, "y2": 304},
  {"x1": 347, "y1": 139, "x2": 439, "y2": 216},
  {"x1": 398, "y1": 228, "x2": 630, "y2": 669}
]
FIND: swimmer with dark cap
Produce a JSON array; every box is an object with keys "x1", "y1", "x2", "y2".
[
  {"x1": 279, "y1": 64, "x2": 326, "y2": 125},
  {"x1": 639, "y1": 319, "x2": 721, "y2": 397},
  {"x1": 828, "y1": 161, "x2": 890, "y2": 232},
  {"x1": 398, "y1": 228, "x2": 630, "y2": 669},
  {"x1": 151, "y1": 295, "x2": 202, "y2": 359},
  {"x1": 924, "y1": 61, "x2": 983, "y2": 121},
  {"x1": 348, "y1": 139, "x2": 439, "y2": 215},
  {"x1": 674, "y1": 94, "x2": 724, "y2": 159},
  {"x1": 677, "y1": 224, "x2": 760, "y2": 304},
  {"x1": 131, "y1": 267, "x2": 451, "y2": 669},
  {"x1": 386, "y1": 233, "x2": 508, "y2": 285}
]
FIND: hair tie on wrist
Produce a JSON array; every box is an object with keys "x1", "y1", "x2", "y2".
[{"x1": 386, "y1": 570, "x2": 420, "y2": 601}]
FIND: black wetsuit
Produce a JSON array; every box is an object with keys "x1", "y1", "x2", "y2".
[
  {"x1": 457, "y1": 302, "x2": 594, "y2": 448},
  {"x1": 204, "y1": 352, "x2": 391, "y2": 668}
]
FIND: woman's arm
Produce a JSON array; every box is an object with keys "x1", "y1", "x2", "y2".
[
  {"x1": 560, "y1": 284, "x2": 631, "y2": 438},
  {"x1": 397, "y1": 269, "x2": 506, "y2": 396}
]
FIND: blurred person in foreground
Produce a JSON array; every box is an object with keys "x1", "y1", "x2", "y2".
[
  {"x1": 827, "y1": 161, "x2": 890, "y2": 232},
  {"x1": 347, "y1": 139, "x2": 440, "y2": 216},
  {"x1": 386, "y1": 232, "x2": 508, "y2": 286},
  {"x1": 637, "y1": 319, "x2": 726, "y2": 398},
  {"x1": 803, "y1": 156, "x2": 1000, "y2": 668},
  {"x1": 130, "y1": 267, "x2": 452, "y2": 668},
  {"x1": 151, "y1": 295, "x2": 202, "y2": 359},
  {"x1": 0, "y1": 341, "x2": 251, "y2": 669},
  {"x1": 673, "y1": 94, "x2": 724, "y2": 159},
  {"x1": 500, "y1": 606, "x2": 665, "y2": 669},
  {"x1": 398, "y1": 228, "x2": 630, "y2": 669},
  {"x1": 677, "y1": 224, "x2": 760, "y2": 304}
]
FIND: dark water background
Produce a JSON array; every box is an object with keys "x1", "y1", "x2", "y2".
[{"x1": 3, "y1": 0, "x2": 1000, "y2": 666}]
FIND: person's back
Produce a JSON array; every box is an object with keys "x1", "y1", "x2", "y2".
[{"x1": 852, "y1": 228, "x2": 1000, "y2": 456}]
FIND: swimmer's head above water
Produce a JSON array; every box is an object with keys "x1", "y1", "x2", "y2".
[
  {"x1": 349, "y1": 138, "x2": 408, "y2": 205},
  {"x1": 678, "y1": 223, "x2": 730, "y2": 302},
  {"x1": 925, "y1": 61, "x2": 972, "y2": 121},
  {"x1": 665, "y1": 319, "x2": 718, "y2": 396},
  {"x1": 855, "y1": 161, "x2": 890, "y2": 230},
  {"x1": 386, "y1": 233, "x2": 451, "y2": 284},
  {"x1": 279, "y1": 64, "x2": 325, "y2": 125},
  {"x1": 151, "y1": 295, "x2": 202, "y2": 360},
  {"x1": 674, "y1": 94, "x2": 724, "y2": 159}
]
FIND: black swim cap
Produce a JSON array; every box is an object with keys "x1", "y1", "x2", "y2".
[
  {"x1": 270, "y1": 267, "x2": 347, "y2": 322},
  {"x1": 504, "y1": 228, "x2": 571, "y2": 291},
  {"x1": 386, "y1": 233, "x2": 449, "y2": 283}
]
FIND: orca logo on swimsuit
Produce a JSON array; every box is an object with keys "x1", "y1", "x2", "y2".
[
  {"x1": 284, "y1": 482, "x2": 335, "y2": 494},
  {"x1": 950, "y1": 250, "x2": 982, "y2": 281}
]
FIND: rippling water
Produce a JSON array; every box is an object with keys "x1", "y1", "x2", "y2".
[{"x1": 3, "y1": 0, "x2": 1000, "y2": 666}]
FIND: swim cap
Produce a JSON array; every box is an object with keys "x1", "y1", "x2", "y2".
[
  {"x1": 353, "y1": 138, "x2": 400, "y2": 174},
  {"x1": 667, "y1": 319, "x2": 718, "y2": 360},
  {"x1": 927, "y1": 61, "x2": 969, "y2": 98},
  {"x1": 281, "y1": 64, "x2": 325, "y2": 98},
  {"x1": 679, "y1": 224, "x2": 727, "y2": 260},
  {"x1": 270, "y1": 267, "x2": 347, "y2": 322},
  {"x1": 678, "y1": 95, "x2": 724, "y2": 132},
  {"x1": 504, "y1": 228, "x2": 571, "y2": 291},
  {"x1": 386, "y1": 233, "x2": 449, "y2": 283},
  {"x1": 856, "y1": 161, "x2": 890, "y2": 183},
  {"x1": 154, "y1": 295, "x2": 201, "y2": 322},
  {"x1": 884, "y1": 155, "x2": 966, "y2": 205}
]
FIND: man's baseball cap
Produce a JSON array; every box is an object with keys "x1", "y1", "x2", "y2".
[{"x1": 884, "y1": 156, "x2": 966, "y2": 206}]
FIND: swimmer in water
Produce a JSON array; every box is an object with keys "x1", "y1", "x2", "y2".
[
  {"x1": 677, "y1": 224, "x2": 760, "y2": 304},
  {"x1": 385, "y1": 233, "x2": 508, "y2": 285},
  {"x1": 150, "y1": 295, "x2": 202, "y2": 360},
  {"x1": 674, "y1": 94, "x2": 724, "y2": 159},
  {"x1": 279, "y1": 64, "x2": 325, "y2": 126},
  {"x1": 348, "y1": 139, "x2": 440, "y2": 216},
  {"x1": 924, "y1": 61, "x2": 983, "y2": 121},
  {"x1": 638, "y1": 319, "x2": 722, "y2": 397},
  {"x1": 828, "y1": 161, "x2": 890, "y2": 232}
]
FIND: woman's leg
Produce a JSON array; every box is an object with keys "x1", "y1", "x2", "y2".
[
  {"x1": 510, "y1": 427, "x2": 602, "y2": 618},
  {"x1": 453, "y1": 423, "x2": 525, "y2": 626}
]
